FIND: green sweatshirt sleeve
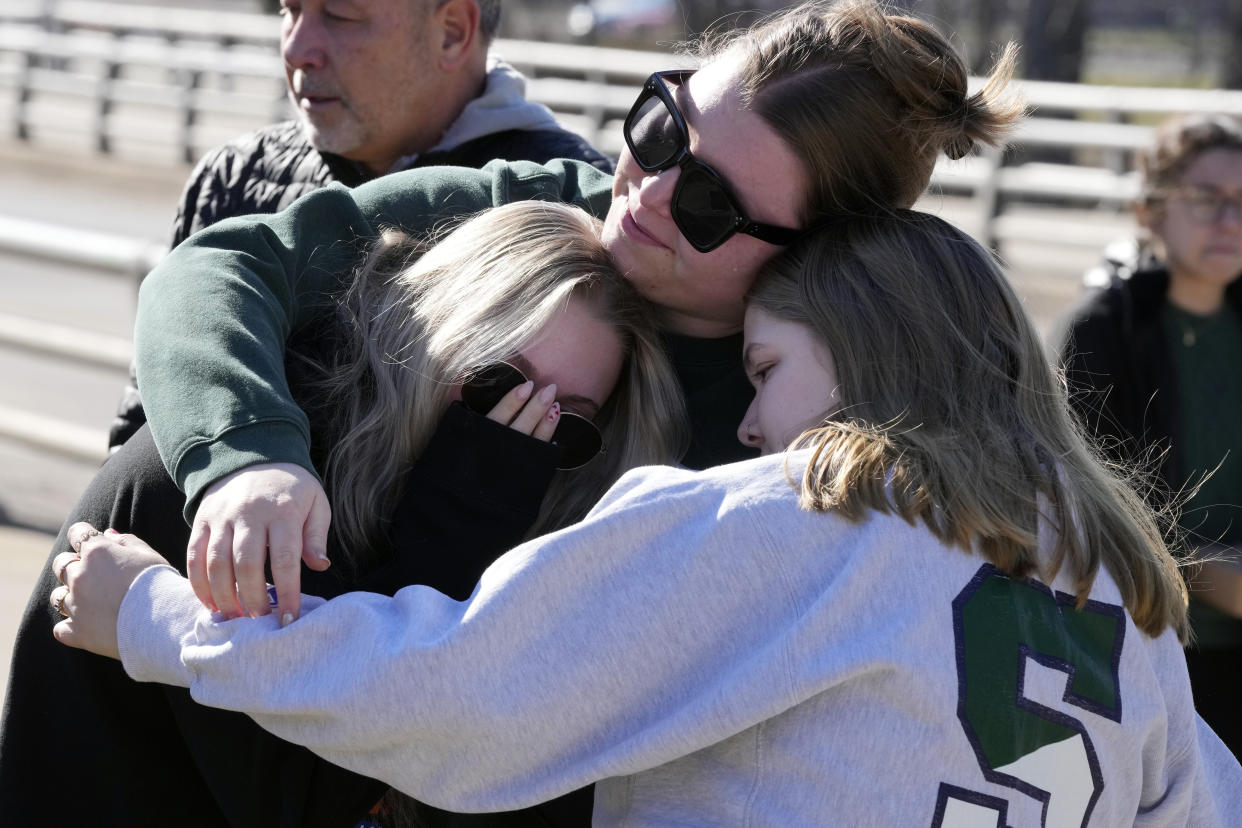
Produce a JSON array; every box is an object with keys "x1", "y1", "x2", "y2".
[{"x1": 134, "y1": 159, "x2": 615, "y2": 521}]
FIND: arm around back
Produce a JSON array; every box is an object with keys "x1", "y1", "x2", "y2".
[{"x1": 117, "y1": 456, "x2": 822, "y2": 812}]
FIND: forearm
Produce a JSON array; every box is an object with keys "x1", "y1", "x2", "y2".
[
  {"x1": 137, "y1": 187, "x2": 368, "y2": 520},
  {"x1": 1187, "y1": 545, "x2": 1242, "y2": 618},
  {"x1": 117, "y1": 459, "x2": 827, "y2": 812}
]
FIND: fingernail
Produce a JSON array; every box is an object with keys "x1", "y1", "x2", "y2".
[
  {"x1": 280, "y1": 612, "x2": 295, "y2": 628},
  {"x1": 516, "y1": 381, "x2": 534, "y2": 400},
  {"x1": 547, "y1": 402, "x2": 560, "y2": 421},
  {"x1": 104, "y1": 528, "x2": 120, "y2": 536},
  {"x1": 537, "y1": 384, "x2": 557, "y2": 403}
]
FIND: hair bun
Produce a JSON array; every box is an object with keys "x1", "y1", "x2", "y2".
[{"x1": 944, "y1": 133, "x2": 974, "y2": 161}]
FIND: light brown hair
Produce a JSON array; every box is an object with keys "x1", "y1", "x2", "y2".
[
  {"x1": 697, "y1": 0, "x2": 1024, "y2": 222},
  {"x1": 750, "y1": 211, "x2": 1188, "y2": 640}
]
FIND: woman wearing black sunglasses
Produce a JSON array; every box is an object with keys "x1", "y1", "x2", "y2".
[
  {"x1": 6, "y1": 0, "x2": 1024, "y2": 823},
  {"x1": 116, "y1": 0, "x2": 1022, "y2": 618}
]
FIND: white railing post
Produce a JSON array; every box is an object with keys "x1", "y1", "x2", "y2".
[
  {"x1": 178, "y1": 67, "x2": 201, "y2": 165},
  {"x1": 973, "y1": 144, "x2": 1004, "y2": 251},
  {"x1": 14, "y1": 49, "x2": 34, "y2": 141}
]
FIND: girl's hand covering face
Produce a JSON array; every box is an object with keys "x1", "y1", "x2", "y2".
[
  {"x1": 189, "y1": 383, "x2": 566, "y2": 626},
  {"x1": 187, "y1": 463, "x2": 333, "y2": 627},
  {"x1": 51, "y1": 523, "x2": 170, "y2": 660},
  {"x1": 482, "y1": 379, "x2": 562, "y2": 442}
]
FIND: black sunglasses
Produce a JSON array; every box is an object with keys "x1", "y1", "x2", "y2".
[
  {"x1": 461, "y1": 363, "x2": 605, "y2": 471},
  {"x1": 624, "y1": 69, "x2": 804, "y2": 253}
]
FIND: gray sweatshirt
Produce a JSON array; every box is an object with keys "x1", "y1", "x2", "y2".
[{"x1": 119, "y1": 452, "x2": 1242, "y2": 826}]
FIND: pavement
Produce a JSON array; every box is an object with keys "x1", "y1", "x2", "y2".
[{"x1": 0, "y1": 525, "x2": 55, "y2": 713}]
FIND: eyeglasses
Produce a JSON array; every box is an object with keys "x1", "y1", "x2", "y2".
[
  {"x1": 1162, "y1": 185, "x2": 1242, "y2": 225},
  {"x1": 461, "y1": 362, "x2": 605, "y2": 470},
  {"x1": 623, "y1": 69, "x2": 804, "y2": 253}
]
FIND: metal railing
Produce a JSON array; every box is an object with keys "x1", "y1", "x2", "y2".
[
  {"x1": 7, "y1": 2, "x2": 1242, "y2": 219},
  {"x1": 6, "y1": 1, "x2": 1242, "y2": 463},
  {"x1": 0, "y1": 215, "x2": 156, "y2": 463}
]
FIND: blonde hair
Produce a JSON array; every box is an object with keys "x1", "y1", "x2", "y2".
[
  {"x1": 698, "y1": 0, "x2": 1024, "y2": 220},
  {"x1": 300, "y1": 201, "x2": 688, "y2": 572},
  {"x1": 749, "y1": 211, "x2": 1188, "y2": 640}
]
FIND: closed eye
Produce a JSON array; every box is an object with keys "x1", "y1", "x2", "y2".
[
  {"x1": 747, "y1": 363, "x2": 773, "y2": 386},
  {"x1": 323, "y1": 2, "x2": 363, "y2": 22}
]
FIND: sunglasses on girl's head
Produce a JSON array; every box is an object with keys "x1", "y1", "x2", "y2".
[
  {"x1": 623, "y1": 69, "x2": 804, "y2": 253},
  {"x1": 461, "y1": 362, "x2": 605, "y2": 471}
]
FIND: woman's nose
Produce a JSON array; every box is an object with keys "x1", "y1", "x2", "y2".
[{"x1": 635, "y1": 164, "x2": 679, "y2": 217}]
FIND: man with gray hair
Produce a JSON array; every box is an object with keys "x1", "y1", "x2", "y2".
[{"x1": 108, "y1": 0, "x2": 611, "y2": 448}]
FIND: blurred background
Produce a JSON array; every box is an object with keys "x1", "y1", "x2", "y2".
[{"x1": 3, "y1": 0, "x2": 1242, "y2": 696}]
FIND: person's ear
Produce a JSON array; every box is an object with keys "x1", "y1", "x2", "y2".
[{"x1": 434, "y1": 0, "x2": 481, "y2": 73}]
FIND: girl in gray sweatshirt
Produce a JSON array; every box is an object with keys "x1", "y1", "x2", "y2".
[{"x1": 57, "y1": 211, "x2": 1242, "y2": 826}]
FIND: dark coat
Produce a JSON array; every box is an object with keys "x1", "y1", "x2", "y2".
[
  {"x1": 169, "y1": 120, "x2": 615, "y2": 250},
  {"x1": 0, "y1": 405, "x2": 573, "y2": 827},
  {"x1": 1051, "y1": 244, "x2": 1242, "y2": 501}
]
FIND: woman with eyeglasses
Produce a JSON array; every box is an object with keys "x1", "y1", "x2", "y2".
[
  {"x1": 3, "y1": 0, "x2": 1023, "y2": 823},
  {"x1": 1053, "y1": 113, "x2": 1242, "y2": 759},
  {"x1": 54, "y1": 210, "x2": 1242, "y2": 825}
]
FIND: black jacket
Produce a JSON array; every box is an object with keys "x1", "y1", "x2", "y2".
[
  {"x1": 0, "y1": 403, "x2": 575, "y2": 827},
  {"x1": 1051, "y1": 243, "x2": 1242, "y2": 500},
  {"x1": 108, "y1": 119, "x2": 614, "y2": 450}
]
